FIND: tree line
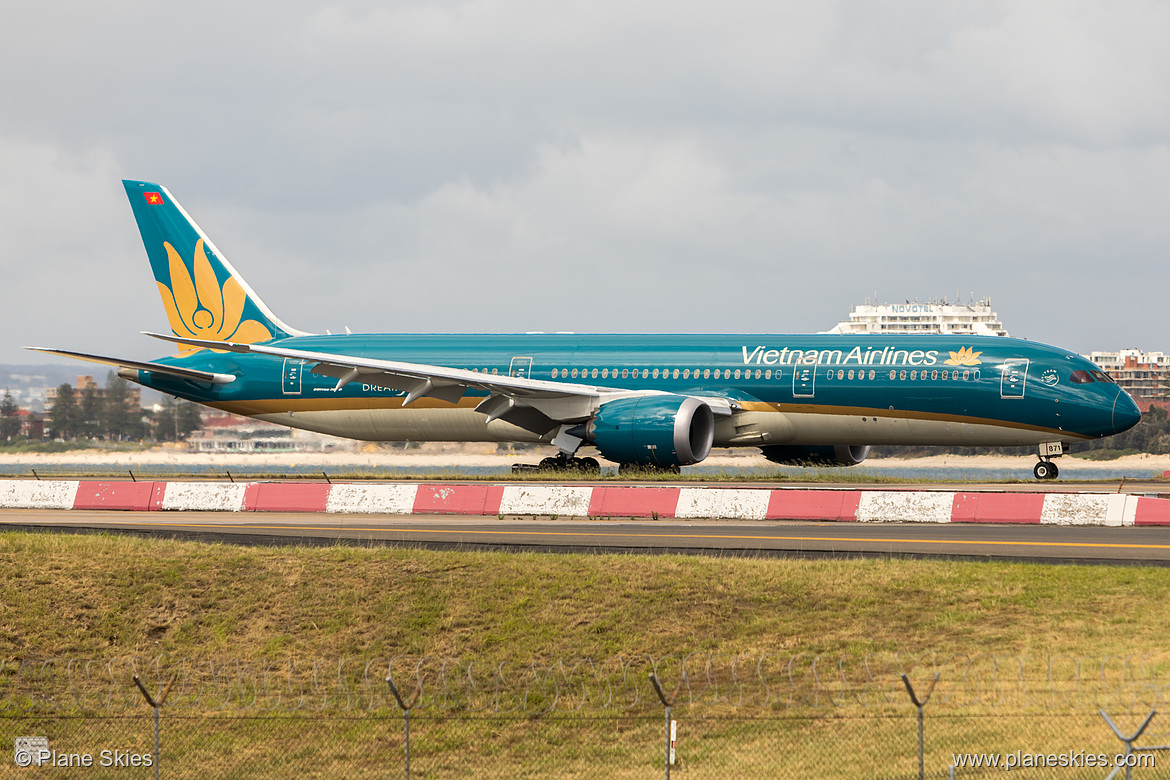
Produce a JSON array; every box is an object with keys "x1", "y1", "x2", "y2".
[{"x1": 1, "y1": 372, "x2": 204, "y2": 444}]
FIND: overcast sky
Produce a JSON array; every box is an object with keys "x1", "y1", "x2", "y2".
[{"x1": 1, "y1": 1, "x2": 1167, "y2": 366}]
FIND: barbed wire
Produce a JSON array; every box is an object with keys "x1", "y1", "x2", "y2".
[{"x1": 3, "y1": 652, "x2": 1169, "y2": 717}]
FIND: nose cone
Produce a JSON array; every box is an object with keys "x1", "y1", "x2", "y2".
[{"x1": 1113, "y1": 390, "x2": 1142, "y2": 434}]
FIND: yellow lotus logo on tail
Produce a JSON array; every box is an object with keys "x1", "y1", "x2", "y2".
[
  {"x1": 157, "y1": 239, "x2": 272, "y2": 350},
  {"x1": 944, "y1": 347, "x2": 983, "y2": 366}
]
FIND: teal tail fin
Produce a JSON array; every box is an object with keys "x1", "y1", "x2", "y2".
[{"x1": 122, "y1": 180, "x2": 307, "y2": 343}]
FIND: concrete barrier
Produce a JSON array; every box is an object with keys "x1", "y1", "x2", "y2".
[
  {"x1": 0, "y1": 480, "x2": 79, "y2": 510},
  {"x1": 74, "y1": 481, "x2": 165, "y2": 512},
  {"x1": 325, "y1": 484, "x2": 418, "y2": 514},
  {"x1": 951, "y1": 492, "x2": 1044, "y2": 524},
  {"x1": 675, "y1": 488, "x2": 771, "y2": 520},
  {"x1": 589, "y1": 487, "x2": 680, "y2": 518},
  {"x1": 1, "y1": 478, "x2": 1169, "y2": 527},
  {"x1": 857, "y1": 491, "x2": 954, "y2": 524},
  {"x1": 498, "y1": 485, "x2": 593, "y2": 517},
  {"x1": 414, "y1": 484, "x2": 505, "y2": 515},
  {"x1": 243, "y1": 483, "x2": 332, "y2": 513},
  {"x1": 767, "y1": 490, "x2": 859, "y2": 521},
  {"x1": 160, "y1": 482, "x2": 248, "y2": 512}
]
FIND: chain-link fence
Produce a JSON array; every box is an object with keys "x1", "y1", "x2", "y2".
[{"x1": 3, "y1": 652, "x2": 1169, "y2": 778}]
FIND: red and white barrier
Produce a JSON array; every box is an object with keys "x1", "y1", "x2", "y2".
[{"x1": 0, "y1": 479, "x2": 1168, "y2": 526}]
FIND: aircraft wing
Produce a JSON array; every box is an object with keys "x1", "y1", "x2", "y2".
[
  {"x1": 143, "y1": 332, "x2": 738, "y2": 426},
  {"x1": 25, "y1": 346, "x2": 237, "y2": 385}
]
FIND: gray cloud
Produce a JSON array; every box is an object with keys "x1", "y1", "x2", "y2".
[{"x1": 2, "y1": 0, "x2": 1168, "y2": 364}]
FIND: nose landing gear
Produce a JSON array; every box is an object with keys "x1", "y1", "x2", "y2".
[
  {"x1": 1033, "y1": 441, "x2": 1065, "y2": 481},
  {"x1": 1033, "y1": 460, "x2": 1059, "y2": 480}
]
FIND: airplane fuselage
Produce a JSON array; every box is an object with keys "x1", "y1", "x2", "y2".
[{"x1": 133, "y1": 333, "x2": 1139, "y2": 450}]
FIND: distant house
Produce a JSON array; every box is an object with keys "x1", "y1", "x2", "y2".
[
  {"x1": 1085, "y1": 350, "x2": 1170, "y2": 400},
  {"x1": 17, "y1": 409, "x2": 44, "y2": 439}
]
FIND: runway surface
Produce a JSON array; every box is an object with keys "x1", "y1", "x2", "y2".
[{"x1": 4, "y1": 508, "x2": 1170, "y2": 565}]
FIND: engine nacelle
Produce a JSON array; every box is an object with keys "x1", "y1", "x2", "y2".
[
  {"x1": 761, "y1": 444, "x2": 871, "y2": 467},
  {"x1": 588, "y1": 395, "x2": 715, "y2": 467}
]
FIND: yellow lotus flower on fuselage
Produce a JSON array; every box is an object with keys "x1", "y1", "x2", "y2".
[
  {"x1": 157, "y1": 239, "x2": 272, "y2": 351},
  {"x1": 944, "y1": 347, "x2": 983, "y2": 367}
]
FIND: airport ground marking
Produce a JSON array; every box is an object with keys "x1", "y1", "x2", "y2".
[{"x1": 5, "y1": 517, "x2": 1170, "y2": 552}]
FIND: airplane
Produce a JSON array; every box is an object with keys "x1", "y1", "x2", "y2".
[{"x1": 28, "y1": 180, "x2": 1142, "y2": 480}]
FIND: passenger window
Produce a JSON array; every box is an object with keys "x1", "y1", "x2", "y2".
[
  {"x1": 1070, "y1": 370, "x2": 1094, "y2": 384},
  {"x1": 900, "y1": 371, "x2": 907, "y2": 380},
  {"x1": 601, "y1": 369, "x2": 608, "y2": 378},
  {"x1": 621, "y1": 369, "x2": 629, "y2": 378},
  {"x1": 673, "y1": 369, "x2": 680, "y2": 379},
  {"x1": 868, "y1": 370, "x2": 875, "y2": 380},
  {"x1": 889, "y1": 371, "x2": 896, "y2": 380},
  {"x1": 734, "y1": 369, "x2": 742, "y2": 379},
  {"x1": 963, "y1": 370, "x2": 970, "y2": 380},
  {"x1": 592, "y1": 369, "x2": 598, "y2": 378},
  {"x1": 713, "y1": 369, "x2": 721, "y2": 379},
  {"x1": 931, "y1": 370, "x2": 938, "y2": 380},
  {"x1": 941, "y1": 370, "x2": 948, "y2": 380},
  {"x1": 551, "y1": 368, "x2": 559, "y2": 378},
  {"x1": 837, "y1": 370, "x2": 844, "y2": 380},
  {"x1": 571, "y1": 368, "x2": 578, "y2": 378},
  {"x1": 703, "y1": 369, "x2": 711, "y2": 379},
  {"x1": 765, "y1": 370, "x2": 772, "y2": 379},
  {"x1": 848, "y1": 370, "x2": 855, "y2": 380},
  {"x1": 910, "y1": 370, "x2": 917, "y2": 380}
]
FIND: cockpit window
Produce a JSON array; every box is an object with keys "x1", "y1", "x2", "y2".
[
  {"x1": 1069, "y1": 370, "x2": 1094, "y2": 384},
  {"x1": 1090, "y1": 370, "x2": 1115, "y2": 384}
]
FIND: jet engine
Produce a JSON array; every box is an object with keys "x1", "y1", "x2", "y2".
[
  {"x1": 587, "y1": 395, "x2": 715, "y2": 467},
  {"x1": 760, "y1": 444, "x2": 871, "y2": 467}
]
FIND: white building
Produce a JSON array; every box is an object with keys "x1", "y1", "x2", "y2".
[
  {"x1": 1085, "y1": 349, "x2": 1170, "y2": 399},
  {"x1": 824, "y1": 297, "x2": 1009, "y2": 337}
]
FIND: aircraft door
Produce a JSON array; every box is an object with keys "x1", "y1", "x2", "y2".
[
  {"x1": 282, "y1": 358, "x2": 304, "y2": 395},
  {"x1": 1001, "y1": 359, "x2": 1028, "y2": 398},
  {"x1": 509, "y1": 356, "x2": 533, "y2": 379},
  {"x1": 793, "y1": 363, "x2": 816, "y2": 398}
]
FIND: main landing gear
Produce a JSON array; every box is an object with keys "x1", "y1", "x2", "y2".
[
  {"x1": 540, "y1": 454, "x2": 601, "y2": 472},
  {"x1": 1033, "y1": 441, "x2": 1065, "y2": 481},
  {"x1": 512, "y1": 453, "x2": 601, "y2": 474},
  {"x1": 511, "y1": 424, "x2": 601, "y2": 474}
]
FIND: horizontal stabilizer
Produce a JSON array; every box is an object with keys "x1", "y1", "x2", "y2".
[{"x1": 25, "y1": 347, "x2": 237, "y2": 385}]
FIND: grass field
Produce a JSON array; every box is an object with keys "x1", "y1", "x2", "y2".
[
  {"x1": 2, "y1": 530, "x2": 1167, "y2": 662},
  {"x1": 2, "y1": 530, "x2": 1168, "y2": 777}
]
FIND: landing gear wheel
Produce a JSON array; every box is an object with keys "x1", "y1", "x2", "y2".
[
  {"x1": 579, "y1": 457, "x2": 601, "y2": 472},
  {"x1": 539, "y1": 456, "x2": 562, "y2": 471},
  {"x1": 1033, "y1": 461, "x2": 1058, "y2": 480}
]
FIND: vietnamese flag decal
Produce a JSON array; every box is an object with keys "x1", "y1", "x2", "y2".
[{"x1": 144, "y1": 192, "x2": 164, "y2": 205}]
